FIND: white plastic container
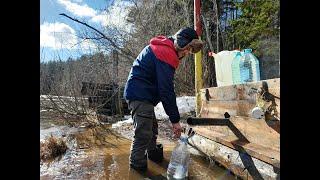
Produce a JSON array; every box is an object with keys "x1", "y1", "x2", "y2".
[{"x1": 213, "y1": 50, "x2": 240, "y2": 87}]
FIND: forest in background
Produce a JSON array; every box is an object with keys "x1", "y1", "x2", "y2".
[{"x1": 41, "y1": 0, "x2": 280, "y2": 98}]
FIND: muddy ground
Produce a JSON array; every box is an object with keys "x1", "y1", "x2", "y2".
[{"x1": 40, "y1": 111, "x2": 236, "y2": 180}]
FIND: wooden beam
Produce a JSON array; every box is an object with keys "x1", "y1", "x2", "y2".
[
  {"x1": 188, "y1": 78, "x2": 280, "y2": 178},
  {"x1": 200, "y1": 78, "x2": 280, "y2": 119},
  {"x1": 188, "y1": 134, "x2": 280, "y2": 180}
]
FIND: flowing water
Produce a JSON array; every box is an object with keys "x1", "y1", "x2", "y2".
[{"x1": 40, "y1": 117, "x2": 237, "y2": 180}]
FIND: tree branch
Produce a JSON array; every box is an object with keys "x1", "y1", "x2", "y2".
[
  {"x1": 202, "y1": 15, "x2": 214, "y2": 53},
  {"x1": 59, "y1": 13, "x2": 135, "y2": 60}
]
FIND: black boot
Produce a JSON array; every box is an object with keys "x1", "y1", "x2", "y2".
[
  {"x1": 147, "y1": 144, "x2": 163, "y2": 163},
  {"x1": 129, "y1": 154, "x2": 148, "y2": 172},
  {"x1": 129, "y1": 164, "x2": 147, "y2": 172}
]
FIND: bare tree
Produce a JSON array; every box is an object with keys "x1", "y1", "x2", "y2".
[
  {"x1": 59, "y1": 13, "x2": 135, "y2": 61},
  {"x1": 213, "y1": 0, "x2": 220, "y2": 52}
]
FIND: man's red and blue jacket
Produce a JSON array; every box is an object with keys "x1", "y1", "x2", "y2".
[{"x1": 124, "y1": 36, "x2": 180, "y2": 123}]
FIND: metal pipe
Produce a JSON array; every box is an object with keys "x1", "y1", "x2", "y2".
[{"x1": 187, "y1": 117, "x2": 230, "y2": 126}]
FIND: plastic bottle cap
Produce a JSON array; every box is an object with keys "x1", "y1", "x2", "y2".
[
  {"x1": 180, "y1": 135, "x2": 188, "y2": 143},
  {"x1": 251, "y1": 107, "x2": 264, "y2": 119},
  {"x1": 208, "y1": 52, "x2": 215, "y2": 57},
  {"x1": 244, "y1": 49, "x2": 252, "y2": 53}
]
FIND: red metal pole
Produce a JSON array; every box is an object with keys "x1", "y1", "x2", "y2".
[{"x1": 194, "y1": 0, "x2": 202, "y2": 36}]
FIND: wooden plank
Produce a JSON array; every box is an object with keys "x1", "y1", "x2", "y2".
[
  {"x1": 200, "y1": 98, "x2": 280, "y2": 118},
  {"x1": 188, "y1": 134, "x2": 280, "y2": 180},
  {"x1": 191, "y1": 126, "x2": 279, "y2": 165},
  {"x1": 217, "y1": 116, "x2": 278, "y2": 148},
  {"x1": 201, "y1": 78, "x2": 279, "y2": 101},
  {"x1": 189, "y1": 78, "x2": 280, "y2": 179},
  {"x1": 189, "y1": 115, "x2": 280, "y2": 165},
  {"x1": 200, "y1": 78, "x2": 280, "y2": 118},
  {"x1": 200, "y1": 100, "x2": 256, "y2": 117}
]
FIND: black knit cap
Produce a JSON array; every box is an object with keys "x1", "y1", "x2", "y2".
[{"x1": 173, "y1": 27, "x2": 199, "y2": 48}]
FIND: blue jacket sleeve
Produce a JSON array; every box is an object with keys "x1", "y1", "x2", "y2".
[{"x1": 155, "y1": 59, "x2": 180, "y2": 123}]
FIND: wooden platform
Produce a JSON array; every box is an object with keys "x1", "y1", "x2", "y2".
[{"x1": 188, "y1": 78, "x2": 280, "y2": 180}]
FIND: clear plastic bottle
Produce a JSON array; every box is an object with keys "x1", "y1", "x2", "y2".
[
  {"x1": 167, "y1": 135, "x2": 190, "y2": 180},
  {"x1": 231, "y1": 52, "x2": 242, "y2": 84},
  {"x1": 248, "y1": 49, "x2": 261, "y2": 82},
  {"x1": 232, "y1": 49, "x2": 261, "y2": 84},
  {"x1": 240, "y1": 49, "x2": 253, "y2": 82}
]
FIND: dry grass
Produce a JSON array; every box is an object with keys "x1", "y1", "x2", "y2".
[{"x1": 40, "y1": 135, "x2": 68, "y2": 162}]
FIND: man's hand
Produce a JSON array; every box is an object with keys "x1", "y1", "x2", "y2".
[{"x1": 172, "y1": 122, "x2": 182, "y2": 138}]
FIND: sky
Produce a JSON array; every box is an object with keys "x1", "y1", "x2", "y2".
[{"x1": 40, "y1": 0, "x2": 133, "y2": 62}]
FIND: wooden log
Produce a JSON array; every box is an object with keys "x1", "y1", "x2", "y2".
[{"x1": 40, "y1": 95, "x2": 89, "y2": 110}]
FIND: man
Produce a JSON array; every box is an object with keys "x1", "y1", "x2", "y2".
[{"x1": 124, "y1": 27, "x2": 203, "y2": 172}]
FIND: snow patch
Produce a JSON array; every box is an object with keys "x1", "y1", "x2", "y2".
[
  {"x1": 111, "y1": 96, "x2": 195, "y2": 128},
  {"x1": 154, "y1": 96, "x2": 195, "y2": 120},
  {"x1": 111, "y1": 118, "x2": 133, "y2": 128}
]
